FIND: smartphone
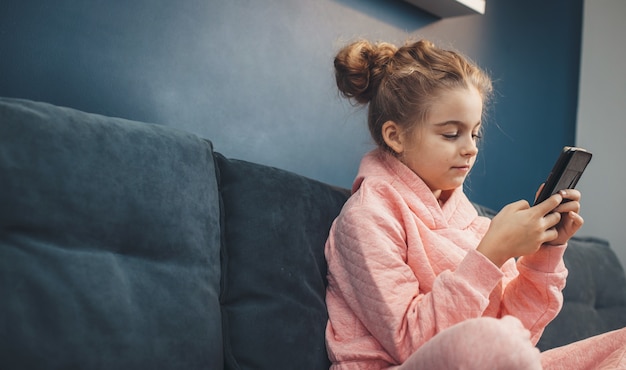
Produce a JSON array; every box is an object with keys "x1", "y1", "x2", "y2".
[{"x1": 533, "y1": 146, "x2": 592, "y2": 206}]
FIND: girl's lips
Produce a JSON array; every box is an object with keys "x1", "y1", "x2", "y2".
[{"x1": 452, "y1": 165, "x2": 471, "y2": 172}]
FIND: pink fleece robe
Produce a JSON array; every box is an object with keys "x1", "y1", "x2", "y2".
[{"x1": 325, "y1": 149, "x2": 569, "y2": 369}]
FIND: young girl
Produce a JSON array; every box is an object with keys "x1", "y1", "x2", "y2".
[{"x1": 325, "y1": 39, "x2": 626, "y2": 369}]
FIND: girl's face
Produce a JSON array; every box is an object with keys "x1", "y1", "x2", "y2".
[{"x1": 396, "y1": 86, "x2": 483, "y2": 201}]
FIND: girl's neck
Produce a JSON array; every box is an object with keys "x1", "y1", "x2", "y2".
[{"x1": 437, "y1": 190, "x2": 454, "y2": 206}]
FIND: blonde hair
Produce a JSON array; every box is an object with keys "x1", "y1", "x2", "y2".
[{"x1": 334, "y1": 39, "x2": 493, "y2": 150}]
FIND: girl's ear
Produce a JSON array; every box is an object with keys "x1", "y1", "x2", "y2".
[{"x1": 382, "y1": 120, "x2": 404, "y2": 154}]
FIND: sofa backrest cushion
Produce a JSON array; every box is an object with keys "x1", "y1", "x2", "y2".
[
  {"x1": 216, "y1": 154, "x2": 350, "y2": 370},
  {"x1": 0, "y1": 98, "x2": 223, "y2": 369}
]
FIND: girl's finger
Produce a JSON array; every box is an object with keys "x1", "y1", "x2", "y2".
[
  {"x1": 544, "y1": 212, "x2": 562, "y2": 229},
  {"x1": 553, "y1": 201, "x2": 580, "y2": 214},
  {"x1": 544, "y1": 227, "x2": 560, "y2": 243}
]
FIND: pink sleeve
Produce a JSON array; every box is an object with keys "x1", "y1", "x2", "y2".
[
  {"x1": 328, "y1": 202, "x2": 505, "y2": 363},
  {"x1": 499, "y1": 244, "x2": 568, "y2": 344}
]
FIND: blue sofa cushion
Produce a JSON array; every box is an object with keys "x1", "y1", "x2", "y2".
[
  {"x1": 0, "y1": 98, "x2": 223, "y2": 369},
  {"x1": 216, "y1": 154, "x2": 350, "y2": 370}
]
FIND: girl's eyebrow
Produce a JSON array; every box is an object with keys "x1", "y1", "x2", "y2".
[{"x1": 434, "y1": 121, "x2": 482, "y2": 129}]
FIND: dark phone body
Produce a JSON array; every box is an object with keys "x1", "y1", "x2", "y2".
[{"x1": 533, "y1": 147, "x2": 592, "y2": 206}]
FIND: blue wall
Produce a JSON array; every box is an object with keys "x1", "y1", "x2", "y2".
[{"x1": 0, "y1": 0, "x2": 582, "y2": 210}]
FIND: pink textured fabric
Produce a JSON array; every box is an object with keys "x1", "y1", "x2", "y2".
[
  {"x1": 325, "y1": 149, "x2": 569, "y2": 369},
  {"x1": 541, "y1": 327, "x2": 626, "y2": 369},
  {"x1": 396, "y1": 316, "x2": 542, "y2": 370}
]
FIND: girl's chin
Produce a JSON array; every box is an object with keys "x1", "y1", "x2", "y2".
[{"x1": 447, "y1": 178, "x2": 468, "y2": 189}]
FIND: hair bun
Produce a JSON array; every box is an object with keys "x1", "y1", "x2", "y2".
[{"x1": 334, "y1": 40, "x2": 397, "y2": 104}]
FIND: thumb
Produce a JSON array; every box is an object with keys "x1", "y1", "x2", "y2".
[
  {"x1": 503, "y1": 199, "x2": 531, "y2": 212},
  {"x1": 535, "y1": 183, "x2": 545, "y2": 201}
]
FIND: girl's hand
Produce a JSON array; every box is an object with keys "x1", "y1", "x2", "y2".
[
  {"x1": 539, "y1": 188, "x2": 584, "y2": 246},
  {"x1": 477, "y1": 193, "x2": 567, "y2": 267}
]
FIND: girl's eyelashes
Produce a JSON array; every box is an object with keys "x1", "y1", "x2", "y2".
[
  {"x1": 442, "y1": 133, "x2": 459, "y2": 139},
  {"x1": 441, "y1": 132, "x2": 482, "y2": 140}
]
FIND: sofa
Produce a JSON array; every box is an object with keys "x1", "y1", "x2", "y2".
[{"x1": 1, "y1": 97, "x2": 625, "y2": 369}]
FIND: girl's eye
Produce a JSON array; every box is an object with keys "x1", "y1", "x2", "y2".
[{"x1": 442, "y1": 131, "x2": 482, "y2": 140}]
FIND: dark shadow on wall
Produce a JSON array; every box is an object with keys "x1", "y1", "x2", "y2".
[{"x1": 331, "y1": 0, "x2": 439, "y2": 32}]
